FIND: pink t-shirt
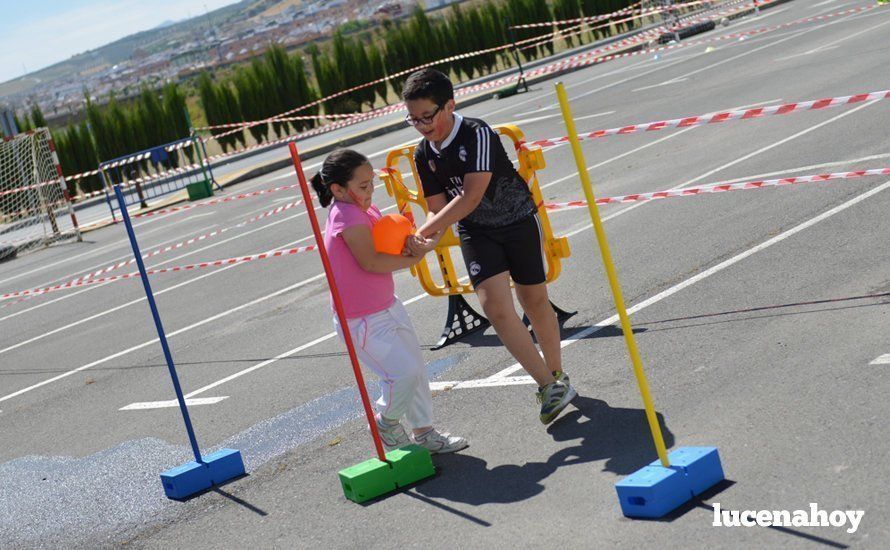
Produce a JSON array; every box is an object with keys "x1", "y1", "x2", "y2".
[{"x1": 324, "y1": 201, "x2": 396, "y2": 319}]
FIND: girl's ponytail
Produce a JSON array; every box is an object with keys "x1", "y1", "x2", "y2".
[{"x1": 311, "y1": 171, "x2": 334, "y2": 207}]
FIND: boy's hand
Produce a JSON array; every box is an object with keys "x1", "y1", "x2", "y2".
[{"x1": 404, "y1": 233, "x2": 436, "y2": 256}]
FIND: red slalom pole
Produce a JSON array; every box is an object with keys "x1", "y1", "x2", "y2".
[{"x1": 289, "y1": 143, "x2": 388, "y2": 462}]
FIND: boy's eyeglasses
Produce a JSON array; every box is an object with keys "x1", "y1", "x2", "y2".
[{"x1": 405, "y1": 105, "x2": 442, "y2": 127}]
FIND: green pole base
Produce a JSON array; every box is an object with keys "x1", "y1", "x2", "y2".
[
  {"x1": 338, "y1": 444, "x2": 435, "y2": 503},
  {"x1": 186, "y1": 178, "x2": 213, "y2": 201}
]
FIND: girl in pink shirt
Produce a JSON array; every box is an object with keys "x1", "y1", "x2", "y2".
[{"x1": 311, "y1": 149, "x2": 467, "y2": 454}]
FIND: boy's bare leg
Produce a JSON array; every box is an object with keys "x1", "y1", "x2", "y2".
[
  {"x1": 475, "y1": 272, "x2": 555, "y2": 387},
  {"x1": 515, "y1": 282, "x2": 562, "y2": 375}
]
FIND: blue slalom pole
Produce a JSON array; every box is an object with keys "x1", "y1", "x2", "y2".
[{"x1": 113, "y1": 185, "x2": 203, "y2": 464}]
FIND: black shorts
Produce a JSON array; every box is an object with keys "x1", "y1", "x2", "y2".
[{"x1": 458, "y1": 214, "x2": 547, "y2": 287}]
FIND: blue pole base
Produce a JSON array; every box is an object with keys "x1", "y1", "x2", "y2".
[
  {"x1": 161, "y1": 448, "x2": 246, "y2": 500},
  {"x1": 615, "y1": 446, "x2": 724, "y2": 518}
]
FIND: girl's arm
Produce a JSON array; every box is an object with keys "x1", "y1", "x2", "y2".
[{"x1": 341, "y1": 224, "x2": 425, "y2": 274}]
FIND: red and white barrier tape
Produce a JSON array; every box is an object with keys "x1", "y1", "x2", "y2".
[
  {"x1": 64, "y1": 2, "x2": 867, "y2": 189},
  {"x1": 509, "y1": 1, "x2": 643, "y2": 29},
  {"x1": 131, "y1": 183, "x2": 301, "y2": 219},
  {"x1": 513, "y1": 2, "x2": 874, "y2": 85},
  {"x1": 665, "y1": 0, "x2": 762, "y2": 31},
  {"x1": 0, "y1": 178, "x2": 65, "y2": 198},
  {"x1": 1, "y1": 200, "x2": 304, "y2": 302},
  {"x1": 1, "y1": 244, "x2": 318, "y2": 301},
  {"x1": 525, "y1": 90, "x2": 890, "y2": 149},
  {"x1": 509, "y1": 0, "x2": 711, "y2": 29},
  {"x1": 8, "y1": 167, "x2": 889, "y2": 302},
  {"x1": 195, "y1": 112, "x2": 366, "y2": 132},
  {"x1": 543, "y1": 168, "x2": 890, "y2": 210},
  {"x1": 517, "y1": 11, "x2": 665, "y2": 54}
]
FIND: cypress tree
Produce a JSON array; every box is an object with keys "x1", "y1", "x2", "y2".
[
  {"x1": 217, "y1": 82, "x2": 246, "y2": 149},
  {"x1": 553, "y1": 0, "x2": 583, "y2": 48},
  {"x1": 466, "y1": 7, "x2": 489, "y2": 77},
  {"x1": 198, "y1": 72, "x2": 230, "y2": 153},
  {"x1": 137, "y1": 85, "x2": 165, "y2": 148},
  {"x1": 480, "y1": 2, "x2": 504, "y2": 72},
  {"x1": 264, "y1": 45, "x2": 300, "y2": 135},
  {"x1": 448, "y1": 5, "x2": 475, "y2": 80},
  {"x1": 351, "y1": 40, "x2": 375, "y2": 109},
  {"x1": 85, "y1": 94, "x2": 113, "y2": 162},
  {"x1": 75, "y1": 121, "x2": 101, "y2": 193},
  {"x1": 247, "y1": 59, "x2": 274, "y2": 141},
  {"x1": 234, "y1": 67, "x2": 267, "y2": 144},
  {"x1": 367, "y1": 43, "x2": 388, "y2": 107},
  {"x1": 162, "y1": 82, "x2": 195, "y2": 162},
  {"x1": 292, "y1": 55, "x2": 319, "y2": 130},
  {"x1": 13, "y1": 113, "x2": 30, "y2": 133},
  {"x1": 30, "y1": 104, "x2": 47, "y2": 128}
]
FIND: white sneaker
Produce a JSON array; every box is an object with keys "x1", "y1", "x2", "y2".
[
  {"x1": 375, "y1": 414, "x2": 410, "y2": 450},
  {"x1": 413, "y1": 429, "x2": 469, "y2": 454}
]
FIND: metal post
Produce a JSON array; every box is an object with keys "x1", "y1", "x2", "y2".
[
  {"x1": 555, "y1": 82, "x2": 670, "y2": 467},
  {"x1": 99, "y1": 167, "x2": 116, "y2": 223},
  {"x1": 113, "y1": 184, "x2": 204, "y2": 464},
  {"x1": 194, "y1": 136, "x2": 221, "y2": 192},
  {"x1": 505, "y1": 17, "x2": 528, "y2": 94},
  {"x1": 289, "y1": 143, "x2": 388, "y2": 463}
]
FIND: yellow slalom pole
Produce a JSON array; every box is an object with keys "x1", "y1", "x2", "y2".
[{"x1": 555, "y1": 82, "x2": 670, "y2": 468}]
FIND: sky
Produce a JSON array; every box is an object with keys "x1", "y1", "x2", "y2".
[{"x1": 0, "y1": 0, "x2": 241, "y2": 84}]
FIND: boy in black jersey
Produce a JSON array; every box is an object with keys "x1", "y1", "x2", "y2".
[{"x1": 402, "y1": 69, "x2": 576, "y2": 425}]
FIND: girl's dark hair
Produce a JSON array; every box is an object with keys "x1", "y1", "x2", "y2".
[{"x1": 310, "y1": 148, "x2": 369, "y2": 207}]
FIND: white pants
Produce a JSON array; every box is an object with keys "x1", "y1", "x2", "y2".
[{"x1": 334, "y1": 299, "x2": 434, "y2": 429}]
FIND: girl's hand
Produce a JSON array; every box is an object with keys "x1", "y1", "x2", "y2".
[{"x1": 405, "y1": 233, "x2": 436, "y2": 256}]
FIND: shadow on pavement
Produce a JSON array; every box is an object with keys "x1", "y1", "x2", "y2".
[{"x1": 414, "y1": 396, "x2": 674, "y2": 505}]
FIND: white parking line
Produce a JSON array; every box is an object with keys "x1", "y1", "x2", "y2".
[
  {"x1": 870, "y1": 354, "x2": 890, "y2": 365},
  {"x1": 632, "y1": 27, "x2": 816, "y2": 95},
  {"x1": 0, "y1": 213, "x2": 315, "y2": 357},
  {"x1": 776, "y1": 17, "x2": 890, "y2": 61},
  {"x1": 632, "y1": 77, "x2": 689, "y2": 93},
  {"x1": 689, "y1": 152, "x2": 890, "y2": 188},
  {"x1": 574, "y1": 110, "x2": 617, "y2": 122},
  {"x1": 484, "y1": 52, "x2": 699, "y2": 118},
  {"x1": 0, "y1": 273, "x2": 326, "y2": 404},
  {"x1": 119, "y1": 396, "x2": 229, "y2": 410},
  {"x1": 0, "y1": 226, "x2": 223, "y2": 325}
]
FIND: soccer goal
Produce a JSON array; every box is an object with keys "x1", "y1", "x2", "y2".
[{"x1": 0, "y1": 128, "x2": 81, "y2": 260}]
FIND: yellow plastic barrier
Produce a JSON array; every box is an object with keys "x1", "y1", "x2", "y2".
[{"x1": 379, "y1": 124, "x2": 571, "y2": 298}]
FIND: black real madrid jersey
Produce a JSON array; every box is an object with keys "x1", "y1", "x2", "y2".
[{"x1": 414, "y1": 114, "x2": 536, "y2": 230}]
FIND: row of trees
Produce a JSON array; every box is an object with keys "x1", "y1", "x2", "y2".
[
  {"x1": 199, "y1": 45, "x2": 318, "y2": 153},
  {"x1": 201, "y1": 0, "x2": 638, "y2": 142},
  {"x1": 24, "y1": 0, "x2": 639, "y2": 196},
  {"x1": 15, "y1": 85, "x2": 191, "y2": 194}
]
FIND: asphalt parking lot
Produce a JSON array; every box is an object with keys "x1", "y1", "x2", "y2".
[{"x1": 2, "y1": 1, "x2": 890, "y2": 547}]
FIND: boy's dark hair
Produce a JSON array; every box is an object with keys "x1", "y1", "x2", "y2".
[
  {"x1": 310, "y1": 148, "x2": 369, "y2": 207},
  {"x1": 402, "y1": 68, "x2": 454, "y2": 105}
]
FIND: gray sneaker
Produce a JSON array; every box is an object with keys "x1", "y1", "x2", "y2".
[
  {"x1": 536, "y1": 378, "x2": 577, "y2": 425},
  {"x1": 375, "y1": 414, "x2": 410, "y2": 450},
  {"x1": 413, "y1": 429, "x2": 469, "y2": 454}
]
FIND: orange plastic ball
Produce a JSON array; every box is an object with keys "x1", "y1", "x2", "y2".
[{"x1": 372, "y1": 213, "x2": 414, "y2": 255}]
